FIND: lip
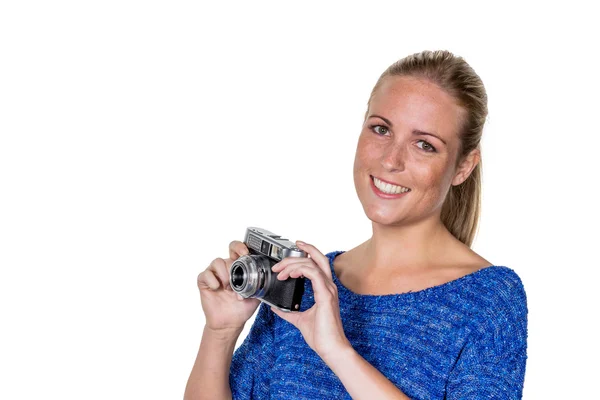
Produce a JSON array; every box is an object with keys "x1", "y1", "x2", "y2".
[
  {"x1": 370, "y1": 176, "x2": 411, "y2": 199},
  {"x1": 370, "y1": 175, "x2": 411, "y2": 190}
]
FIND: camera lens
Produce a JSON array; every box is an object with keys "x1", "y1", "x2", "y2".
[
  {"x1": 231, "y1": 265, "x2": 245, "y2": 289},
  {"x1": 229, "y1": 255, "x2": 273, "y2": 299}
]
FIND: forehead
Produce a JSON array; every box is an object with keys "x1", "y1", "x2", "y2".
[{"x1": 369, "y1": 76, "x2": 466, "y2": 139}]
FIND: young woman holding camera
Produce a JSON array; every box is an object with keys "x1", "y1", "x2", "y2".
[{"x1": 185, "y1": 50, "x2": 528, "y2": 399}]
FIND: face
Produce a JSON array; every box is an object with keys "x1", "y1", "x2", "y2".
[{"x1": 353, "y1": 75, "x2": 479, "y2": 226}]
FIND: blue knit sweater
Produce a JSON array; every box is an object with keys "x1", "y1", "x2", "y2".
[{"x1": 229, "y1": 250, "x2": 528, "y2": 399}]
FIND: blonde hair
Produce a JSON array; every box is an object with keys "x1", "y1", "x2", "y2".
[{"x1": 365, "y1": 50, "x2": 488, "y2": 247}]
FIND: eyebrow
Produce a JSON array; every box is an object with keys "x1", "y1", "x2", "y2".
[{"x1": 368, "y1": 114, "x2": 447, "y2": 145}]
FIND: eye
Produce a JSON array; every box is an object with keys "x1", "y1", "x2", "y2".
[
  {"x1": 370, "y1": 125, "x2": 389, "y2": 135},
  {"x1": 416, "y1": 140, "x2": 437, "y2": 153}
]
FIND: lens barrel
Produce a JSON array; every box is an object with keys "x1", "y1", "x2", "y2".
[{"x1": 229, "y1": 255, "x2": 272, "y2": 299}]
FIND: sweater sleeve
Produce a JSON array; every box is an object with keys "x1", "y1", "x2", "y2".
[
  {"x1": 445, "y1": 270, "x2": 528, "y2": 399},
  {"x1": 229, "y1": 301, "x2": 276, "y2": 400}
]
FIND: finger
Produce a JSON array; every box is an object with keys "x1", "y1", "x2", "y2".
[
  {"x1": 229, "y1": 240, "x2": 249, "y2": 260},
  {"x1": 279, "y1": 264, "x2": 335, "y2": 305},
  {"x1": 277, "y1": 264, "x2": 321, "y2": 280},
  {"x1": 296, "y1": 241, "x2": 332, "y2": 279},
  {"x1": 276, "y1": 261, "x2": 315, "y2": 280},
  {"x1": 270, "y1": 306, "x2": 301, "y2": 327},
  {"x1": 271, "y1": 256, "x2": 311, "y2": 272},
  {"x1": 210, "y1": 258, "x2": 233, "y2": 291},
  {"x1": 198, "y1": 270, "x2": 221, "y2": 291}
]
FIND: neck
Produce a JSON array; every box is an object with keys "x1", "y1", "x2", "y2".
[{"x1": 359, "y1": 214, "x2": 455, "y2": 271}]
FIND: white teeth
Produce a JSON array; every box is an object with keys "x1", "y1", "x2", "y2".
[{"x1": 373, "y1": 177, "x2": 410, "y2": 194}]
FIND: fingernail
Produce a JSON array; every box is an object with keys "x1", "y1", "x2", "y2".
[{"x1": 296, "y1": 241, "x2": 306, "y2": 246}]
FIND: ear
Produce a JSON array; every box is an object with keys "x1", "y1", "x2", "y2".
[{"x1": 451, "y1": 148, "x2": 480, "y2": 186}]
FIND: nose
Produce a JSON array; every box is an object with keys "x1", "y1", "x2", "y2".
[{"x1": 381, "y1": 142, "x2": 406, "y2": 172}]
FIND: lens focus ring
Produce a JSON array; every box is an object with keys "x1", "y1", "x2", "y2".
[{"x1": 229, "y1": 255, "x2": 272, "y2": 298}]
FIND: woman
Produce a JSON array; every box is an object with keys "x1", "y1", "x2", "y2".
[{"x1": 185, "y1": 50, "x2": 528, "y2": 399}]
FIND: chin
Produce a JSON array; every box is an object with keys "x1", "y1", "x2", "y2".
[
  {"x1": 372, "y1": 212, "x2": 407, "y2": 226},
  {"x1": 359, "y1": 200, "x2": 404, "y2": 223}
]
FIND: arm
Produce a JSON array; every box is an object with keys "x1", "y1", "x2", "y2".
[
  {"x1": 319, "y1": 304, "x2": 528, "y2": 400},
  {"x1": 269, "y1": 242, "x2": 412, "y2": 399},
  {"x1": 322, "y1": 347, "x2": 412, "y2": 400},
  {"x1": 322, "y1": 283, "x2": 527, "y2": 400},
  {"x1": 185, "y1": 301, "x2": 276, "y2": 400},
  {"x1": 446, "y1": 271, "x2": 529, "y2": 399},
  {"x1": 184, "y1": 326, "x2": 243, "y2": 400},
  {"x1": 228, "y1": 302, "x2": 275, "y2": 400}
]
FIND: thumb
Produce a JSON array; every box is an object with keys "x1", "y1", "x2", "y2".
[{"x1": 271, "y1": 306, "x2": 299, "y2": 327}]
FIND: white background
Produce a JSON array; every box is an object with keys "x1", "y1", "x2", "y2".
[{"x1": 1, "y1": 1, "x2": 598, "y2": 398}]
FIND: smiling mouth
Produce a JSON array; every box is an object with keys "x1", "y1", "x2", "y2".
[{"x1": 370, "y1": 175, "x2": 411, "y2": 194}]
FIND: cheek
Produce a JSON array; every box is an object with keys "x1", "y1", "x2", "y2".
[
  {"x1": 353, "y1": 138, "x2": 376, "y2": 188},
  {"x1": 353, "y1": 137, "x2": 367, "y2": 172},
  {"x1": 414, "y1": 163, "x2": 453, "y2": 203},
  {"x1": 354, "y1": 135, "x2": 379, "y2": 167},
  {"x1": 414, "y1": 164, "x2": 441, "y2": 185},
  {"x1": 353, "y1": 152, "x2": 365, "y2": 186}
]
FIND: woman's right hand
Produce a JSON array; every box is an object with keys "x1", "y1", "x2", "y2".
[{"x1": 197, "y1": 240, "x2": 261, "y2": 334}]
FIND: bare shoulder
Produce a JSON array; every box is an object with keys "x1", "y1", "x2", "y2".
[
  {"x1": 444, "y1": 239, "x2": 493, "y2": 276},
  {"x1": 414, "y1": 237, "x2": 495, "y2": 290},
  {"x1": 460, "y1": 251, "x2": 492, "y2": 271},
  {"x1": 331, "y1": 246, "x2": 355, "y2": 275},
  {"x1": 332, "y1": 237, "x2": 496, "y2": 296},
  {"x1": 456, "y1": 238, "x2": 493, "y2": 269}
]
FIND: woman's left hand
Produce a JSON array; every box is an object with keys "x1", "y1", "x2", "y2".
[{"x1": 270, "y1": 241, "x2": 351, "y2": 361}]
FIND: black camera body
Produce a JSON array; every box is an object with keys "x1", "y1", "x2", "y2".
[{"x1": 229, "y1": 227, "x2": 307, "y2": 312}]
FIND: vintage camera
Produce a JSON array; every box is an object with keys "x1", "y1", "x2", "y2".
[{"x1": 229, "y1": 227, "x2": 308, "y2": 312}]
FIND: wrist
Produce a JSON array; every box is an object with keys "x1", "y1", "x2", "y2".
[
  {"x1": 320, "y1": 340, "x2": 355, "y2": 366},
  {"x1": 203, "y1": 325, "x2": 244, "y2": 342}
]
